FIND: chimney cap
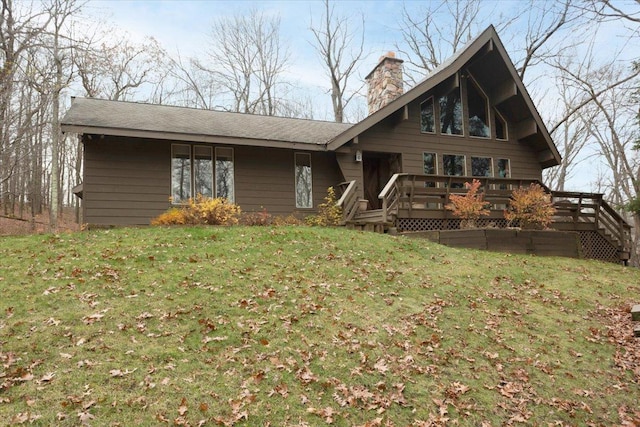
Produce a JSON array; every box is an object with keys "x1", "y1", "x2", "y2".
[{"x1": 366, "y1": 51, "x2": 404, "y2": 80}]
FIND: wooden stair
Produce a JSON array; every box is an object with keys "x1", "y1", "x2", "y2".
[{"x1": 345, "y1": 209, "x2": 393, "y2": 233}]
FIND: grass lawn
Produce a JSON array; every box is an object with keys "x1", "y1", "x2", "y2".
[{"x1": 0, "y1": 226, "x2": 639, "y2": 426}]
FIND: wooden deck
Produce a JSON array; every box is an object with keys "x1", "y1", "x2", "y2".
[{"x1": 336, "y1": 174, "x2": 632, "y2": 264}]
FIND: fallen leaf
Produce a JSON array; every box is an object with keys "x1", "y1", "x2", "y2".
[{"x1": 178, "y1": 397, "x2": 188, "y2": 416}]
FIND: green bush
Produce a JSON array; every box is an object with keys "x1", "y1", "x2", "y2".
[{"x1": 305, "y1": 187, "x2": 343, "y2": 226}]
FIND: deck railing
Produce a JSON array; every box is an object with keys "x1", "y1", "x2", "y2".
[
  {"x1": 375, "y1": 174, "x2": 632, "y2": 253},
  {"x1": 550, "y1": 191, "x2": 632, "y2": 253}
]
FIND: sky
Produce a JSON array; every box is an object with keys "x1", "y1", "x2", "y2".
[
  {"x1": 82, "y1": 0, "x2": 406, "y2": 115},
  {"x1": 75, "y1": 0, "x2": 639, "y2": 192}
]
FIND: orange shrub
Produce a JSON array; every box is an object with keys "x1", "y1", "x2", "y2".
[
  {"x1": 445, "y1": 179, "x2": 490, "y2": 228},
  {"x1": 151, "y1": 208, "x2": 187, "y2": 226},
  {"x1": 151, "y1": 196, "x2": 241, "y2": 226},
  {"x1": 504, "y1": 184, "x2": 556, "y2": 229}
]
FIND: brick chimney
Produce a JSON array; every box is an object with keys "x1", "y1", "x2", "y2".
[{"x1": 365, "y1": 52, "x2": 404, "y2": 115}]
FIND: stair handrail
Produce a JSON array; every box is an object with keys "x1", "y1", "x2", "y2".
[
  {"x1": 551, "y1": 190, "x2": 632, "y2": 252},
  {"x1": 379, "y1": 173, "x2": 407, "y2": 223},
  {"x1": 335, "y1": 180, "x2": 360, "y2": 223}
]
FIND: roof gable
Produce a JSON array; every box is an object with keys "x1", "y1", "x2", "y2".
[{"x1": 327, "y1": 25, "x2": 561, "y2": 168}]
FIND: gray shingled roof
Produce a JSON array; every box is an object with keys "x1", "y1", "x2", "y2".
[{"x1": 61, "y1": 98, "x2": 353, "y2": 146}]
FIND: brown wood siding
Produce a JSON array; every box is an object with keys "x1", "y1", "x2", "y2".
[
  {"x1": 233, "y1": 146, "x2": 342, "y2": 216},
  {"x1": 354, "y1": 87, "x2": 544, "y2": 181},
  {"x1": 336, "y1": 152, "x2": 364, "y2": 199},
  {"x1": 83, "y1": 136, "x2": 170, "y2": 226},
  {"x1": 83, "y1": 137, "x2": 343, "y2": 225}
]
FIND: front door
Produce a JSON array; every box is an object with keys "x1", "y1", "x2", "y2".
[{"x1": 362, "y1": 152, "x2": 401, "y2": 210}]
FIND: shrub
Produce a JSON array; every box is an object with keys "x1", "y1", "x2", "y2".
[
  {"x1": 151, "y1": 208, "x2": 187, "y2": 226},
  {"x1": 305, "y1": 187, "x2": 343, "y2": 226},
  {"x1": 504, "y1": 183, "x2": 556, "y2": 229},
  {"x1": 151, "y1": 195, "x2": 241, "y2": 226},
  {"x1": 445, "y1": 179, "x2": 491, "y2": 228},
  {"x1": 240, "y1": 208, "x2": 273, "y2": 226},
  {"x1": 272, "y1": 214, "x2": 304, "y2": 226}
]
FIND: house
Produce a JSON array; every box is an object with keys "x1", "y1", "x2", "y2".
[{"x1": 61, "y1": 25, "x2": 631, "y2": 263}]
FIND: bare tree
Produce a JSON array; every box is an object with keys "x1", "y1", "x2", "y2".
[
  {"x1": 582, "y1": 0, "x2": 640, "y2": 24},
  {"x1": 74, "y1": 33, "x2": 166, "y2": 101},
  {"x1": 159, "y1": 51, "x2": 217, "y2": 109},
  {"x1": 0, "y1": 0, "x2": 52, "y2": 215},
  {"x1": 514, "y1": 0, "x2": 577, "y2": 80},
  {"x1": 310, "y1": 0, "x2": 365, "y2": 123},
  {"x1": 43, "y1": 0, "x2": 83, "y2": 232},
  {"x1": 543, "y1": 72, "x2": 595, "y2": 191},
  {"x1": 195, "y1": 9, "x2": 290, "y2": 116},
  {"x1": 395, "y1": 0, "x2": 485, "y2": 84}
]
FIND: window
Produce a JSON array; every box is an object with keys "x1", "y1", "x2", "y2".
[
  {"x1": 497, "y1": 158, "x2": 510, "y2": 178},
  {"x1": 295, "y1": 153, "x2": 312, "y2": 208},
  {"x1": 495, "y1": 109, "x2": 507, "y2": 140},
  {"x1": 171, "y1": 145, "x2": 231, "y2": 204},
  {"x1": 439, "y1": 86, "x2": 463, "y2": 135},
  {"x1": 172, "y1": 144, "x2": 192, "y2": 203},
  {"x1": 467, "y1": 77, "x2": 490, "y2": 138},
  {"x1": 215, "y1": 147, "x2": 234, "y2": 202},
  {"x1": 443, "y1": 154, "x2": 465, "y2": 188},
  {"x1": 495, "y1": 158, "x2": 511, "y2": 207},
  {"x1": 194, "y1": 146, "x2": 213, "y2": 198},
  {"x1": 423, "y1": 152, "x2": 437, "y2": 175},
  {"x1": 423, "y1": 152, "x2": 437, "y2": 188},
  {"x1": 471, "y1": 157, "x2": 492, "y2": 177},
  {"x1": 443, "y1": 154, "x2": 465, "y2": 176},
  {"x1": 420, "y1": 98, "x2": 435, "y2": 133}
]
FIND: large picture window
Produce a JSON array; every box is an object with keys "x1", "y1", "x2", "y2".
[
  {"x1": 295, "y1": 153, "x2": 312, "y2": 208},
  {"x1": 467, "y1": 77, "x2": 490, "y2": 138},
  {"x1": 215, "y1": 147, "x2": 234, "y2": 202},
  {"x1": 171, "y1": 145, "x2": 232, "y2": 204},
  {"x1": 439, "y1": 86, "x2": 463, "y2": 135},
  {"x1": 420, "y1": 98, "x2": 435, "y2": 133},
  {"x1": 172, "y1": 144, "x2": 192, "y2": 203}
]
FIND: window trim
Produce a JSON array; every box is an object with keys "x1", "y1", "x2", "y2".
[
  {"x1": 215, "y1": 146, "x2": 235, "y2": 202},
  {"x1": 466, "y1": 73, "x2": 491, "y2": 139},
  {"x1": 294, "y1": 152, "x2": 313, "y2": 209}
]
